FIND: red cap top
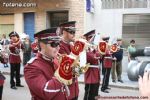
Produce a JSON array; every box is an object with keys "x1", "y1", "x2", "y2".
[
  {"x1": 58, "y1": 21, "x2": 76, "y2": 34},
  {"x1": 34, "y1": 27, "x2": 61, "y2": 43}
]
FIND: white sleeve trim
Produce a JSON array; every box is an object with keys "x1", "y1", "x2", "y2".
[{"x1": 44, "y1": 81, "x2": 61, "y2": 92}]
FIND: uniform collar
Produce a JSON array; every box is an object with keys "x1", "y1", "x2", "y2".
[
  {"x1": 62, "y1": 38, "x2": 70, "y2": 44},
  {"x1": 39, "y1": 52, "x2": 54, "y2": 62}
]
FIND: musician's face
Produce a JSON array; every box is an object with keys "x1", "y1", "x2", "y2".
[
  {"x1": 117, "y1": 40, "x2": 122, "y2": 45},
  {"x1": 10, "y1": 36, "x2": 18, "y2": 42},
  {"x1": 63, "y1": 30, "x2": 75, "y2": 42},
  {"x1": 68, "y1": 32, "x2": 75, "y2": 42},
  {"x1": 40, "y1": 41, "x2": 60, "y2": 58}
]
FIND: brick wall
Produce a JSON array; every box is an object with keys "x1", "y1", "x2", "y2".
[
  {"x1": 0, "y1": 0, "x2": 85, "y2": 37},
  {"x1": 35, "y1": 12, "x2": 46, "y2": 33},
  {"x1": 0, "y1": 15, "x2": 14, "y2": 24},
  {"x1": 35, "y1": 0, "x2": 85, "y2": 37}
]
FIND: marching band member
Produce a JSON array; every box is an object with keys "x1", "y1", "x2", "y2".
[
  {"x1": 24, "y1": 28, "x2": 71, "y2": 100},
  {"x1": 58, "y1": 21, "x2": 79, "y2": 100},
  {"x1": 83, "y1": 30, "x2": 101, "y2": 100},
  {"x1": 9, "y1": 31, "x2": 24, "y2": 89},
  {"x1": 100, "y1": 36, "x2": 112, "y2": 93}
]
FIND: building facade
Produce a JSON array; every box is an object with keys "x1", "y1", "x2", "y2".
[
  {"x1": 85, "y1": 0, "x2": 150, "y2": 48},
  {"x1": 0, "y1": 0, "x2": 150, "y2": 48},
  {"x1": 0, "y1": 0, "x2": 85, "y2": 41}
]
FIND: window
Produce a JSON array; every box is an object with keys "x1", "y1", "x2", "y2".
[
  {"x1": 122, "y1": 14, "x2": 150, "y2": 48},
  {"x1": 47, "y1": 11, "x2": 68, "y2": 28},
  {"x1": 123, "y1": 14, "x2": 150, "y2": 34},
  {"x1": 101, "y1": 0, "x2": 123, "y2": 9},
  {"x1": 101, "y1": 0, "x2": 147, "y2": 9},
  {"x1": 124, "y1": 0, "x2": 147, "y2": 8}
]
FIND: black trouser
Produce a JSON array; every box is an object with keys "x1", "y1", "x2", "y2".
[
  {"x1": 100, "y1": 60, "x2": 105, "y2": 75},
  {"x1": 101, "y1": 68, "x2": 111, "y2": 90},
  {"x1": 23, "y1": 52, "x2": 31, "y2": 66},
  {"x1": 0, "y1": 86, "x2": 3, "y2": 100},
  {"x1": 10, "y1": 63, "x2": 21, "y2": 87},
  {"x1": 84, "y1": 83, "x2": 100, "y2": 100}
]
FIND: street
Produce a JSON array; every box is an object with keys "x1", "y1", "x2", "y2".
[
  {"x1": 0, "y1": 0, "x2": 150, "y2": 99},
  {"x1": 2, "y1": 75, "x2": 140, "y2": 100}
]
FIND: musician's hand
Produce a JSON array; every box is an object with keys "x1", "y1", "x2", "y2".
[
  {"x1": 12, "y1": 41, "x2": 20, "y2": 46},
  {"x1": 34, "y1": 47, "x2": 38, "y2": 50},
  {"x1": 12, "y1": 43, "x2": 16, "y2": 45},
  {"x1": 113, "y1": 57, "x2": 117, "y2": 60},
  {"x1": 94, "y1": 57, "x2": 101, "y2": 59}
]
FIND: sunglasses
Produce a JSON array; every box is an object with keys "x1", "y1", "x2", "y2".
[
  {"x1": 66, "y1": 29, "x2": 75, "y2": 35},
  {"x1": 69, "y1": 31, "x2": 75, "y2": 35},
  {"x1": 47, "y1": 41, "x2": 60, "y2": 48}
]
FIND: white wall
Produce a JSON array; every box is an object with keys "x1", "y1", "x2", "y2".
[
  {"x1": 85, "y1": 0, "x2": 150, "y2": 44},
  {"x1": 14, "y1": 13, "x2": 24, "y2": 35}
]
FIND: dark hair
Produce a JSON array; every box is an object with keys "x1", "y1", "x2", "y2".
[
  {"x1": 9, "y1": 31, "x2": 19, "y2": 38},
  {"x1": 130, "y1": 39, "x2": 135, "y2": 43}
]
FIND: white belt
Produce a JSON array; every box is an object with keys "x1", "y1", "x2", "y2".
[
  {"x1": 89, "y1": 65, "x2": 99, "y2": 68},
  {"x1": 10, "y1": 52, "x2": 20, "y2": 56}
]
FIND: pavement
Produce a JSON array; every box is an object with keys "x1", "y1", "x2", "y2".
[{"x1": 78, "y1": 73, "x2": 139, "y2": 90}]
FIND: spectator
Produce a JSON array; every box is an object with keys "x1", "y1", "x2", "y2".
[
  {"x1": 22, "y1": 35, "x2": 31, "y2": 66},
  {"x1": 1, "y1": 34, "x2": 9, "y2": 49},
  {"x1": 127, "y1": 39, "x2": 136, "y2": 62},
  {"x1": 0, "y1": 34, "x2": 9, "y2": 67}
]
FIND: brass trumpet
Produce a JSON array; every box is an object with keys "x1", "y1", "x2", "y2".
[{"x1": 57, "y1": 52, "x2": 89, "y2": 77}]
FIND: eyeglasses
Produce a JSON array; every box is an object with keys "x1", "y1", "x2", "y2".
[{"x1": 47, "y1": 41, "x2": 60, "y2": 48}]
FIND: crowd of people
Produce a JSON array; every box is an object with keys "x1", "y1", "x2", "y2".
[{"x1": 0, "y1": 21, "x2": 149, "y2": 100}]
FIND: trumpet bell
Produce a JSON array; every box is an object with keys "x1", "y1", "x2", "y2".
[
  {"x1": 70, "y1": 39, "x2": 87, "y2": 56},
  {"x1": 98, "y1": 41, "x2": 108, "y2": 55},
  {"x1": 110, "y1": 44, "x2": 118, "y2": 53},
  {"x1": 80, "y1": 64, "x2": 89, "y2": 73}
]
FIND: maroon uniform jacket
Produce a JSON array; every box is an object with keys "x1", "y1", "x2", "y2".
[
  {"x1": 24, "y1": 53, "x2": 67, "y2": 100},
  {"x1": 84, "y1": 50, "x2": 100, "y2": 84},
  {"x1": 9, "y1": 40, "x2": 24, "y2": 63},
  {"x1": 59, "y1": 40, "x2": 79, "y2": 100}
]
